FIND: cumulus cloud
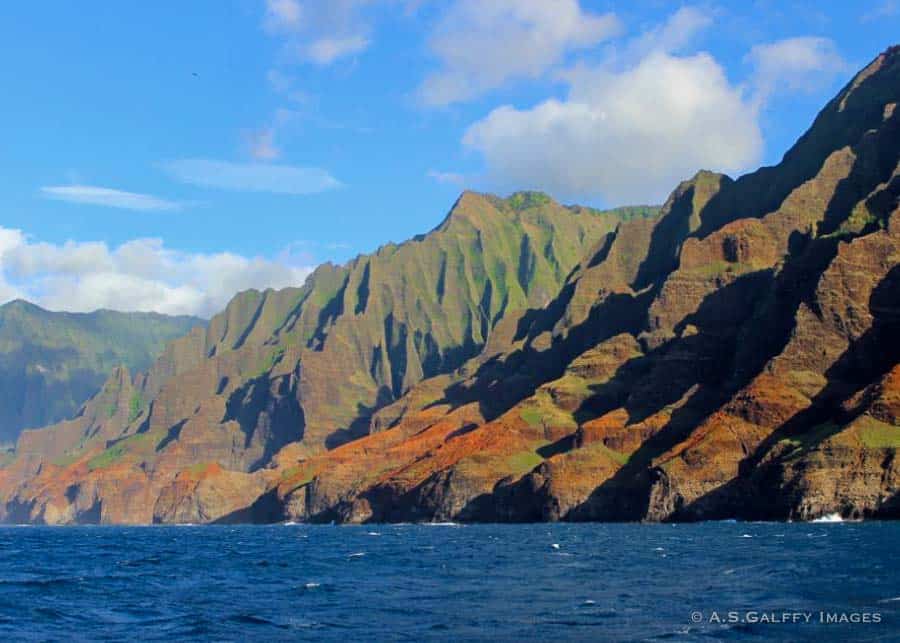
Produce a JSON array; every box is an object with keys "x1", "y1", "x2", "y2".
[
  {"x1": 460, "y1": 9, "x2": 849, "y2": 205},
  {"x1": 0, "y1": 228, "x2": 314, "y2": 317},
  {"x1": 418, "y1": 0, "x2": 620, "y2": 106},
  {"x1": 263, "y1": 0, "x2": 373, "y2": 65},
  {"x1": 41, "y1": 185, "x2": 184, "y2": 211},
  {"x1": 463, "y1": 50, "x2": 762, "y2": 204},
  {"x1": 162, "y1": 159, "x2": 341, "y2": 194},
  {"x1": 746, "y1": 37, "x2": 847, "y2": 102},
  {"x1": 622, "y1": 6, "x2": 713, "y2": 59}
]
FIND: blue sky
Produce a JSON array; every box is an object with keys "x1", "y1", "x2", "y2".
[{"x1": 0, "y1": 1, "x2": 897, "y2": 316}]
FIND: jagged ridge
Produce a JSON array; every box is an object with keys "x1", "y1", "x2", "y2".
[
  {"x1": 0, "y1": 193, "x2": 655, "y2": 523},
  {"x1": 2, "y1": 46, "x2": 898, "y2": 525},
  {"x1": 269, "y1": 46, "x2": 900, "y2": 525}
]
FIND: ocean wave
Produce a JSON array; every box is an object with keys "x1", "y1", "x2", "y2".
[
  {"x1": 228, "y1": 613, "x2": 289, "y2": 629},
  {"x1": 811, "y1": 513, "x2": 844, "y2": 523}
]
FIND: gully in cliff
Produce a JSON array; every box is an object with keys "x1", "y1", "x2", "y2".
[{"x1": 0, "y1": 5, "x2": 897, "y2": 641}]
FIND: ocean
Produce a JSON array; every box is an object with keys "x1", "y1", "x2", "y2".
[{"x1": 0, "y1": 521, "x2": 897, "y2": 641}]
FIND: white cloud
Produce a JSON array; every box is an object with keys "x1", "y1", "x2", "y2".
[
  {"x1": 418, "y1": 0, "x2": 620, "y2": 106},
  {"x1": 263, "y1": 0, "x2": 373, "y2": 65},
  {"x1": 861, "y1": 1, "x2": 898, "y2": 23},
  {"x1": 244, "y1": 103, "x2": 308, "y2": 162},
  {"x1": 458, "y1": 9, "x2": 849, "y2": 205},
  {"x1": 266, "y1": 70, "x2": 313, "y2": 104},
  {"x1": 41, "y1": 185, "x2": 184, "y2": 211},
  {"x1": 0, "y1": 229, "x2": 315, "y2": 317},
  {"x1": 163, "y1": 159, "x2": 341, "y2": 194},
  {"x1": 427, "y1": 169, "x2": 466, "y2": 186},
  {"x1": 246, "y1": 128, "x2": 281, "y2": 161},
  {"x1": 0, "y1": 229, "x2": 26, "y2": 303},
  {"x1": 264, "y1": 0, "x2": 303, "y2": 33},
  {"x1": 305, "y1": 35, "x2": 370, "y2": 65},
  {"x1": 463, "y1": 48, "x2": 762, "y2": 205},
  {"x1": 746, "y1": 37, "x2": 847, "y2": 102},
  {"x1": 623, "y1": 6, "x2": 713, "y2": 59},
  {"x1": 257, "y1": 1, "x2": 379, "y2": 157}
]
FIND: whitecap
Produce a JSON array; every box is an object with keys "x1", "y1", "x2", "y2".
[
  {"x1": 304, "y1": 582, "x2": 320, "y2": 589},
  {"x1": 583, "y1": 600, "x2": 596, "y2": 605},
  {"x1": 878, "y1": 597, "x2": 900, "y2": 604},
  {"x1": 366, "y1": 531, "x2": 381, "y2": 536},
  {"x1": 654, "y1": 547, "x2": 665, "y2": 551},
  {"x1": 741, "y1": 534, "x2": 753, "y2": 538},
  {"x1": 425, "y1": 522, "x2": 461, "y2": 527},
  {"x1": 348, "y1": 552, "x2": 366, "y2": 559},
  {"x1": 811, "y1": 513, "x2": 843, "y2": 523}
]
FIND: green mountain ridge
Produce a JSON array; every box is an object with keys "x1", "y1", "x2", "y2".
[
  {"x1": 0, "y1": 300, "x2": 204, "y2": 445},
  {"x1": 0, "y1": 46, "x2": 896, "y2": 526},
  {"x1": 1, "y1": 193, "x2": 658, "y2": 507}
]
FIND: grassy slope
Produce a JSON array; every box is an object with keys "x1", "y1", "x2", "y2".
[
  {"x1": 13, "y1": 191, "x2": 660, "y2": 469},
  {"x1": 0, "y1": 300, "x2": 203, "y2": 444}
]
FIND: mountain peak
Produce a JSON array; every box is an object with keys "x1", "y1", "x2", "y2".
[
  {"x1": 1, "y1": 298, "x2": 43, "y2": 313},
  {"x1": 439, "y1": 190, "x2": 563, "y2": 232},
  {"x1": 436, "y1": 190, "x2": 499, "y2": 229}
]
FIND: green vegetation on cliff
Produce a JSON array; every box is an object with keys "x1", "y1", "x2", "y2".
[
  {"x1": 0, "y1": 300, "x2": 203, "y2": 444},
  {"x1": 5, "y1": 46, "x2": 897, "y2": 526}
]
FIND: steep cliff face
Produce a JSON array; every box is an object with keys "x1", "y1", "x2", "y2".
[
  {"x1": 2, "y1": 47, "x2": 897, "y2": 526},
  {"x1": 271, "y1": 46, "x2": 900, "y2": 525},
  {"x1": 0, "y1": 194, "x2": 654, "y2": 523},
  {"x1": 0, "y1": 301, "x2": 202, "y2": 445}
]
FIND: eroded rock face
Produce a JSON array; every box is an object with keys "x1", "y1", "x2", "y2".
[
  {"x1": 1, "y1": 48, "x2": 898, "y2": 525},
  {"x1": 272, "y1": 47, "x2": 900, "y2": 526},
  {"x1": 153, "y1": 464, "x2": 274, "y2": 524},
  {"x1": 0, "y1": 194, "x2": 649, "y2": 524}
]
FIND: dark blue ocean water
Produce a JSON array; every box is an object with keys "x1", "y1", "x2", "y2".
[{"x1": 0, "y1": 522, "x2": 897, "y2": 642}]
